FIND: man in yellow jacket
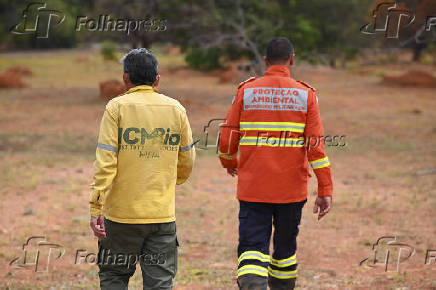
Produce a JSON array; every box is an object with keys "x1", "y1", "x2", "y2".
[{"x1": 89, "y1": 48, "x2": 195, "y2": 289}]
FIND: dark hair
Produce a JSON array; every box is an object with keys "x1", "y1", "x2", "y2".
[
  {"x1": 121, "y1": 48, "x2": 158, "y2": 86},
  {"x1": 266, "y1": 37, "x2": 294, "y2": 64}
]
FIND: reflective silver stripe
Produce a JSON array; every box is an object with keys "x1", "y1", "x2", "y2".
[
  {"x1": 241, "y1": 124, "x2": 303, "y2": 129},
  {"x1": 237, "y1": 265, "x2": 269, "y2": 277},
  {"x1": 97, "y1": 143, "x2": 118, "y2": 152},
  {"x1": 180, "y1": 140, "x2": 198, "y2": 152},
  {"x1": 310, "y1": 157, "x2": 330, "y2": 169},
  {"x1": 268, "y1": 267, "x2": 297, "y2": 279},
  {"x1": 270, "y1": 257, "x2": 296, "y2": 268},
  {"x1": 240, "y1": 121, "x2": 305, "y2": 128},
  {"x1": 240, "y1": 124, "x2": 305, "y2": 132},
  {"x1": 240, "y1": 137, "x2": 304, "y2": 147},
  {"x1": 238, "y1": 251, "x2": 270, "y2": 263}
]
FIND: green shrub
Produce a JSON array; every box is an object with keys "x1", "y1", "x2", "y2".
[
  {"x1": 101, "y1": 40, "x2": 118, "y2": 60},
  {"x1": 185, "y1": 47, "x2": 222, "y2": 70}
]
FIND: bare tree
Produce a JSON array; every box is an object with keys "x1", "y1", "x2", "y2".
[{"x1": 189, "y1": 0, "x2": 268, "y2": 74}]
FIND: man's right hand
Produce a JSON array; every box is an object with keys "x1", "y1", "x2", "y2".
[{"x1": 90, "y1": 214, "x2": 106, "y2": 238}]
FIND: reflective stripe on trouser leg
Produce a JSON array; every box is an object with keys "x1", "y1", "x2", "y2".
[
  {"x1": 268, "y1": 267, "x2": 297, "y2": 279},
  {"x1": 270, "y1": 253, "x2": 297, "y2": 268},
  {"x1": 268, "y1": 253, "x2": 298, "y2": 279},
  {"x1": 269, "y1": 200, "x2": 306, "y2": 279},
  {"x1": 237, "y1": 264, "x2": 268, "y2": 277},
  {"x1": 238, "y1": 250, "x2": 270, "y2": 277},
  {"x1": 237, "y1": 201, "x2": 273, "y2": 278}
]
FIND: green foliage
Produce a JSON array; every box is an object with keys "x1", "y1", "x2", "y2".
[
  {"x1": 185, "y1": 47, "x2": 222, "y2": 70},
  {"x1": 3, "y1": 0, "x2": 426, "y2": 66},
  {"x1": 170, "y1": 0, "x2": 374, "y2": 69},
  {"x1": 100, "y1": 40, "x2": 118, "y2": 60},
  {"x1": 0, "y1": 0, "x2": 90, "y2": 49},
  {"x1": 421, "y1": 43, "x2": 436, "y2": 64}
]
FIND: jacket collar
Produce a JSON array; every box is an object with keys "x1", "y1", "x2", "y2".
[
  {"x1": 264, "y1": 65, "x2": 291, "y2": 77},
  {"x1": 126, "y1": 85, "x2": 159, "y2": 94}
]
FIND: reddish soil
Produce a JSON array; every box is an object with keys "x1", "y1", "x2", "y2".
[
  {"x1": 99, "y1": 80, "x2": 126, "y2": 100},
  {"x1": 0, "y1": 71, "x2": 27, "y2": 88},
  {"x1": 383, "y1": 70, "x2": 436, "y2": 88}
]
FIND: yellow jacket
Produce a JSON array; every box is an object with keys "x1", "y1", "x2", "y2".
[{"x1": 90, "y1": 85, "x2": 195, "y2": 224}]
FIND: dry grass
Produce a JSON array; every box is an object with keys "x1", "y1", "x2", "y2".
[{"x1": 0, "y1": 49, "x2": 435, "y2": 289}]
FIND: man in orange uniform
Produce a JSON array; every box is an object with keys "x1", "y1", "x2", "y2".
[{"x1": 218, "y1": 37, "x2": 333, "y2": 290}]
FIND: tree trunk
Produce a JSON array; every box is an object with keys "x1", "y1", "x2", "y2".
[
  {"x1": 413, "y1": 43, "x2": 427, "y2": 62},
  {"x1": 140, "y1": 36, "x2": 152, "y2": 49},
  {"x1": 329, "y1": 57, "x2": 336, "y2": 68}
]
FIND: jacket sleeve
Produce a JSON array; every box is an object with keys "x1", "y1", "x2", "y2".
[
  {"x1": 89, "y1": 102, "x2": 119, "y2": 217},
  {"x1": 218, "y1": 88, "x2": 243, "y2": 168},
  {"x1": 304, "y1": 90, "x2": 333, "y2": 197},
  {"x1": 177, "y1": 109, "x2": 196, "y2": 185}
]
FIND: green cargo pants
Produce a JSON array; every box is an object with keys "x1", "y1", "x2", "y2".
[{"x1": 97, "y1": 218, "x2": 178, "y2": 290}]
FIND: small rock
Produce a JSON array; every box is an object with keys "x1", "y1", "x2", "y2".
[
  {"x1": 0, "y1": 71, "x2": 27, "y2": 88},
  {"x1": 23, "y1": 209, "x2": 34, "y2": 216}
]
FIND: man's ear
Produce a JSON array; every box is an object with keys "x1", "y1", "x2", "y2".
[
  {"x1": 289, "y1": 55, "x2": 294, "y2": 66},
  {"x1": 264, "y1": 56, "x2": 270, "y2": 68},
  {"x1": 153, "y1": 74, "x2": 160, "y2": 87},
  {"x1": 123, "y1": 72, "x2": 130, "y2": 86}
]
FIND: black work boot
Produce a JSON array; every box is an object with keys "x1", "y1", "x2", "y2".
[
  {"x1": 268, "y1": 277, "x2": 296, "y2": 290},
  {"x1": 237, "y1": 274, "x2": 268, "y2": 290}
]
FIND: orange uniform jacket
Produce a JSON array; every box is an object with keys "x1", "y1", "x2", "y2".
[{"x1": 218, "y1": 65, "x2": 333, "y2": 203}]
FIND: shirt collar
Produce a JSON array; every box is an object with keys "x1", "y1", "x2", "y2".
[
  {"x1": 264, "y1": 65, "x2": 291, "y2": 77},
  {"x1": 125, "y1": 85, "x2": 159, "y2": 94}
]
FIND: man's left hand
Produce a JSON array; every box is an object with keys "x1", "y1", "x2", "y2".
[
  {"x1": 227, "y1": 168, "x2": 237, "y2": 177},
  {"x1": 313, "y1": 196, "x2": 332, "y2": 220}
]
